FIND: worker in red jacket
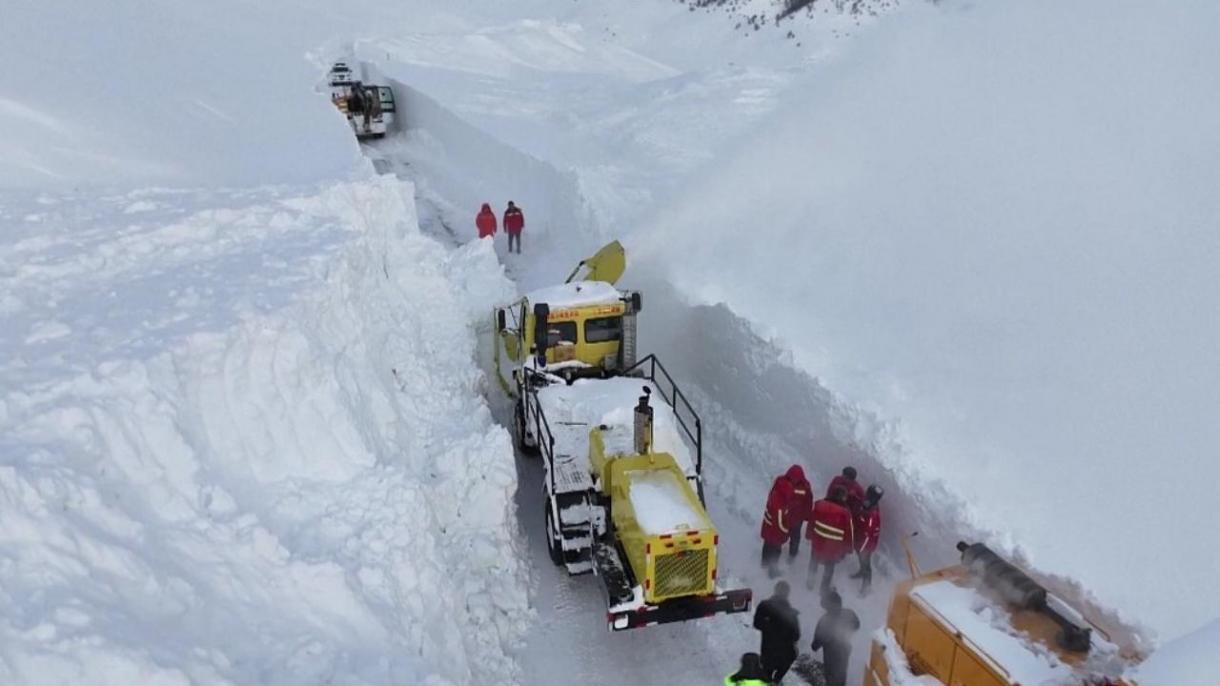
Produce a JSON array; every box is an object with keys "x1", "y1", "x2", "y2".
[
  {"x1": 760, "y1": 470, "x2": 796, "y2": 578},
  {"x1": 476, "y1": 203, "x2": 497, "y2": 239},
  {"x1": 806, "y1": 486, "x2": 855, "y2": 595},
  {"x1": 503, "y1": 201, "x2": 524, "y2": 254},
  {"x1": 850, "y1": 485, "x2": 883, "y2": 595},
  {"x1": 784, "y1": 466, "x2": 813, "y2": 560},
  {"x1": 826, "y1": 466, "x2": 865, "y2": 515}
]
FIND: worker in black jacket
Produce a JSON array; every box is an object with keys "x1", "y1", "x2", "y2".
[
  {"x1": 752, "y1": 580, "x2": 800, "y2": 683},
  {"x1": 810, "y1": 590, "x2": 860, "y2": 686}
]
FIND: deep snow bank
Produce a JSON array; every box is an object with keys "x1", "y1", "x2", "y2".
[
  {"x1": 635, "y1": 0, "x2": 1220, "y2": 640},
  {"x1": 1132, "y1": 617, "x2": 1220, "y2": 686},
  {"x1": 0, "y1": 177, "x2": 527, "y2": 684},
  {"x1": 364, "y1": 66, "x2": 595, "y2": 249}
]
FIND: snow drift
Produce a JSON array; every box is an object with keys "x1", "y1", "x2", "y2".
[
  {"x1": 0, "y1": 178, "x2": 528, "y2": 684},
  {"x1": 1131, "y1": 617, "x2": 1220, "y2": 686},
  {"x1": 635, "y1": 0, "x2": 1220, "y2": 640}
]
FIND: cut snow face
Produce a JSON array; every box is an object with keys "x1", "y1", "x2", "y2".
[
  {"x1": 0, "y1": 177, "x2": 528, "y2": 685},
  {"x1": 634, "y1": 0, "x2": 1220, "y2": 641},
  {"x1": 1130, "y1": 617, "x2": 1220, "y2": 686}
]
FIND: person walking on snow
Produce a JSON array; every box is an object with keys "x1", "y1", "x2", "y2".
[
  {"x1": 503, "y1": 201, "x2": 524, "y2": 253},
  {"x1": 785, "y1": 465, "x2": 813, "y2": 560},
  {"x1": 760, "y1": 468, "x2": 797, "y2": 578},
  {"x1": 827, "y1": 466, "x2": 866, "y2": 515},
  {"x1": 724, "y1": 652, "x2": 769, "y2": 685},
  {"x1": 753, "y1": 581, "x2": 800, "y2": 684},
  {"x1": 850, "y1": 485, "x2": 883, "y2": 595},
  {"x1": 476, "y1": 203, "x2": 497, "y2": 239},
  {"x1": 806, "y1": 486, "x2": 855, "y2": 594},
  {"x1": 810, "y1": 590, "x2": 860, "y2": 686}
]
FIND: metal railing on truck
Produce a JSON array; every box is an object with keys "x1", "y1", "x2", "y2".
[
  {"x1": 520, "y1": 369, "x2": 566, "y2": 498},
  {"x1": 521, "y1": 355, "x2": 704, "y2": 493},
  {"x1": 622, "y1": 354, "x2": 703, "y2": 475}
]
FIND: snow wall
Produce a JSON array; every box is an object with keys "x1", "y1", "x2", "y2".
[
  {"x1": 1131, "y1": 617, "x2": 1220, "y2": 686},
  {"x1": 0, "y1": 177, "x2": 529, "y2": 684},
  {"x1": 363, "y1": 62, "x2": 596, "y2": 251},
  {"x1": 633, "y1": 0, "x2": 1220, "y2": 640}
]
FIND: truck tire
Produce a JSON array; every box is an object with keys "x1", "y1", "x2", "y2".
[
  {"x1": 544, "y1": 501, "x2": 563, "y2": 567},
  {"x1": 513, "y1": 399, "x2": 526, "y2": 450},
  {"x1": 514, "y1": 399, "x2": 537, "y2": 457}
]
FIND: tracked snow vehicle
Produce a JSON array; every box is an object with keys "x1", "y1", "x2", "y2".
[
  {"x1": 328, "y1": 62, "x2": 396, "y2": 140},
  {"x1": 494, "y1": 242, "x2": 752, "y2": 630},
  {"x1": 868, "y1": 541, "x2": 1143, "y2": 686}
]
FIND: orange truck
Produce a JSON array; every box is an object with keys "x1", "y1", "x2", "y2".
[{"x1": 868, "y1": 541, "x2": 1143, "y2": 686}]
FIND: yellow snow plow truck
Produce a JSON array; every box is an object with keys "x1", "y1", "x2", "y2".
[
  {"x1": 867, "y1": 541, "x2": 1142, "y2": 686},
  {"x1": 494, "y1": 241, "x2": 752, "y2": 630}
]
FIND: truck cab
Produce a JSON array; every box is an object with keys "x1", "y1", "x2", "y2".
[
  {"x1": 498, "y1": 280, "x2": 640, "y2": 375},
  {"x1": 328, "y1": 61, "x2": 396, "y2": 140}
]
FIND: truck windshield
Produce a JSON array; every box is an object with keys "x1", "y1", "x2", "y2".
[{"x1": 584, "y1": 316, "x2": 622, "y2": 343}]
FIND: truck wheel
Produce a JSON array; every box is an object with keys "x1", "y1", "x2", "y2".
[
  {"x1": 513, "y1": 400, "x2": 526, "y2": 450},
  {"x1": 544, "y1": 502, "x2": 563, "y2": 567},
  {"x1": 514, "y1": 399, "x2": 538, "y2": 457}
]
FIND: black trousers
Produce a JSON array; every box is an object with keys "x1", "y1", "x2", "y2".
[
  {"x1": 507, "y1": 232, "x2": 521, "y2": 253},
  {"x1": 761, "y1": 542, "x2": 783, "y2": 575},
  {"x1": 821, "y1": 645, "x2": 852, "y2": 686},
  {"x1": 857, "y1": 549, "x2": 873, "y2": 590},
  {"x1": 807, "y1": 556, "x2": 837, "y2": 594},
  {"x1": 761, "y1": 647, "x2": 796, "y2": 683},
  {"x1": 788, "y1": 521, "x2": 803, "y2": 557}
]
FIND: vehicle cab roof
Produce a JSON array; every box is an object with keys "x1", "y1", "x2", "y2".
[{"x1": 525, "y1": 281, "x2": 622, "y2": 310}]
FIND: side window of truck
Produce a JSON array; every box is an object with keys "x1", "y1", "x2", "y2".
[
  {"x1": 584, "y1": 316, "x2": 623, "y2": 343},
  {"x1": 548, "y1": 322, "x2": 578, "y2": 346}
]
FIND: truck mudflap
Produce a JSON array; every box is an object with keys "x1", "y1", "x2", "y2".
[{"x1": 607, "y1": 587, "x2": 752, "y2": 631}]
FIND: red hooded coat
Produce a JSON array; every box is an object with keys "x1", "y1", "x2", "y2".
[
  {"x1": 826, "y1": 475, "x2": 865, "y2": 514},
  {"x1": 503, "y1": 205, "x2": 524, "y2": 234},
  {"x1": 786, "y1": 465, "x2": 813, "y2": 525},
  {"x1": 854, "y1": 505, "x2": 881, "y2": 554},
  {"x1": 476, "y1": 204, "x2": 497, "y2": 238},
  {"x1": 806, "y1": 498, "x2": 854, "y2": 562},
  {"x1": 760, "y1": 475, "x2": 796, "y2": 546}
]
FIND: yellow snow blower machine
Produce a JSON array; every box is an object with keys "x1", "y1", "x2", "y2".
[
  {"x1": 867, "y1": 541, "x2": 1144, "y2": 686},
  {"x1": 494, "y1": 241, "x2": 752, "y2": 630}
]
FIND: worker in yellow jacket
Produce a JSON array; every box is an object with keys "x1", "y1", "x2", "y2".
[{"x1": 724, "y1": 652, "x2": 768, "y2": 685}]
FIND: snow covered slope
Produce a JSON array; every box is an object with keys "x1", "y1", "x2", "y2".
[
  {"x1": 636, "y1": 0, "x2": 1220, "y2": 640},
  {"x1": 2, "y1": 0, "x2": 552, "y2": 681},
  {"x1": 1132, "y1": 617, "x2": 1220, "y2": 686},
  {"x1": 0, "y1": 178, "x2": 528, "y2": 683}
]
